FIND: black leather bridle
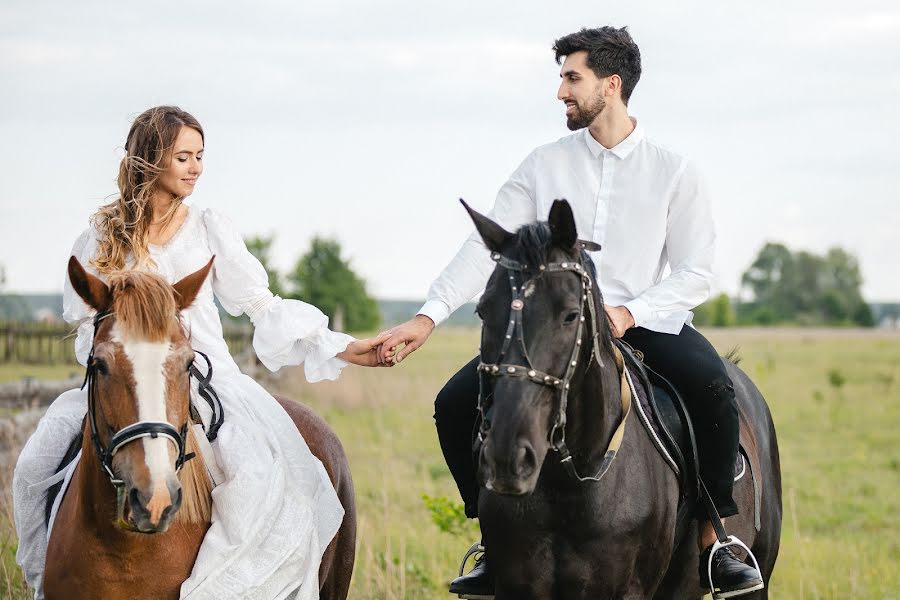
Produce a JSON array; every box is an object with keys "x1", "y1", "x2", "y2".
[
  {"x1": 81, "y1": 309, "x2": 223, "y2": 529},
  {"x1": 476, "y1": 242, "x2": 632, "y2": 483}
]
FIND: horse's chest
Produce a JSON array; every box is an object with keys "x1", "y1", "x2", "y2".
[
  {"x1": 44, "y1": 521, "x2": 203, "y2": 600},
  {"x1": 480, "y1": 485, "x2": 673, "y2": 597}
]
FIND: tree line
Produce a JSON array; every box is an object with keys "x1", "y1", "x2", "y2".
[
  {"x1": 0, "y1": 240, "x2": 878, "y2": 330},
  {"x1": 693, "y1": 243, "x2": 874, "y2": 327}
]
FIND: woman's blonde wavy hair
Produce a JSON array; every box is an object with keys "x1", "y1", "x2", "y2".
[{"x1": 91, "y1": 106, "x2": 204, "y2": 275}]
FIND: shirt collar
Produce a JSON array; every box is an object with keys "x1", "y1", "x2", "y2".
[{"x1": 583, "y1": 117, "x2": 645, "y2": 159}]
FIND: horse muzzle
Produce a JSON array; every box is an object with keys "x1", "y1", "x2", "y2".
[
  {"x1": 121, "y1": 478, "x2": 183, "y2": 533},
  {"x1": 478, "y1": 437, "x2": 540, "y2": 496}
]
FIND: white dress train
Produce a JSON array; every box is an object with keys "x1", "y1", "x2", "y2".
[{"x1": 13, "y1": 205, "x2": 352, "y2": 599}]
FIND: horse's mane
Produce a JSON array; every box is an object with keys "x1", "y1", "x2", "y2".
[
  {"x1": 103, "y1": 269, "x2": 212, "y2": 524},
  {"x1": 508, "y1": 222, "x2": 615, "y2": 355},
  {"x1": 106, "y1": 270, "x2": 179, "y2": 341},
  {"x1": 509, "y1": 221, "x2": 554, "y2": 272}
]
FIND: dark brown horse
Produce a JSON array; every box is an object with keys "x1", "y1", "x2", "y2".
[
  {"x1": 43, "y1": 257, "x2": 355, "y2": 600},
  {"x1": 466, "y1": 200, "x2": 781, "y2": 599}
]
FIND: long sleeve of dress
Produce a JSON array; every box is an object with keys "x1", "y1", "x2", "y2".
[
  {"x1": 201, "y1": 208, "x2": 354, "y2": 383},
  {"x1": 62, "y1": 228, "x2": 99, "y2": 366}
]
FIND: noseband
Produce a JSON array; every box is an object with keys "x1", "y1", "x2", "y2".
[
  {"x1": 476, "y1": 243, "x2": 632, "y2": 483},
  {"x1": 81, "y1": 309, "x2": 219, "y2": 529}
]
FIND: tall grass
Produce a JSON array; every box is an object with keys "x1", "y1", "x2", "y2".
[{"x1": 1, "y1": 328, "x2": 897, "y2": 598}]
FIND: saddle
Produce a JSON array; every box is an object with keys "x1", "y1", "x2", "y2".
[{"x1": 614, "y1": 340, "x2": 761, "y2": 534}]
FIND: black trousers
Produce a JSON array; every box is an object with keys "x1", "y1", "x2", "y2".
[{"x1": 433, "y1": 325, "x2": 739, "y2": 521}]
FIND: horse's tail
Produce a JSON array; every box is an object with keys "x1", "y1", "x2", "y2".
[{"x1": 177, "y1": 426, "x2": 213, "y2": 524}]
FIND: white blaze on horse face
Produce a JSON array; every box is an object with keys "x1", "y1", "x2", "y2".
[{"x1": 112, "y1": 326, "x2": 176, "y2": 495}]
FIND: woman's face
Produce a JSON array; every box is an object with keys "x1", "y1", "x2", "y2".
[{"x1": 157, "y1": 126, "x2": 204, "y2": 198}]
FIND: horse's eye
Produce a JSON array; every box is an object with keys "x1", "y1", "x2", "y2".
[
  {"x1": 564, "y1": 311, "x2": 580, "y2": 324},
  {"x1": 93, "y1": 358, "x2": 109, "y2": 375},
  {"x1": 185, "y1": 358, "x2": 194, "y2": 373}
]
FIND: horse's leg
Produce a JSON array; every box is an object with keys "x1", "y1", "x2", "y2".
[
  {"x1": 653, "y1": 522, "x2": 701, "y2": 599},
  {"x1": 728, "y1": 364, "x2": 783, "y2": 590},
  {"x1": 318, "y1": 471, "x2": 356, "y2": 600},
  {"x1": 274, "y1": 396, "x2": 356, "y2": 600}
]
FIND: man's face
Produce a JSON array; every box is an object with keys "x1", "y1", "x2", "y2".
[{"x1": 557, "y1": 51, "x2": 608, "y2": 131}]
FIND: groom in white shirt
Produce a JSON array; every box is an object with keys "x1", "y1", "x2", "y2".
[{"x1": 379, "y1": 25, "x2": 763, "y2": 597}]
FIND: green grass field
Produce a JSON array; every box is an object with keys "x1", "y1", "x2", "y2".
[
  {"x1": 1, "y1": 328, "x2": 898, "y2": 599},
  {"x1": 0, "y1": 363, "x2": 81, "y2": 384}
]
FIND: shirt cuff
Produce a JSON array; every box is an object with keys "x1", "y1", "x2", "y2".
[
  {"x1": 417, "y1": 300, "x2": 451, "y2": 327},
  {"x1": 623, "y1": 297, "x2": 653, "y2": 329}
]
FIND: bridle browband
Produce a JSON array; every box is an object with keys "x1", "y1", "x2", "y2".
[
  {"x1": 81, "y1": 308, "x2": 221, "y2": 530},
  {"x1": 477, "y1": 242, "x2": 632, "y2": 483}
]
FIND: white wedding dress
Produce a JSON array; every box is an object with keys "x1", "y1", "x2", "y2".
[{"x1": 13, "y1": 204, "x2": 352, "y2": 599}]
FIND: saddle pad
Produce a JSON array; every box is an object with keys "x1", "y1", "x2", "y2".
[{"x1": 625, "y1": 361, "x2": 748, "y2": 483}]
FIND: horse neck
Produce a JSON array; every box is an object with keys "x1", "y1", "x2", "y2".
[{"x1": 565, "y1": 342, "x2": 623, "y2": 465}]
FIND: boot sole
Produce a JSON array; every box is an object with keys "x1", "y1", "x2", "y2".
[{"x1": 711, "y1": 580, "x2": 765, "y2": 599}]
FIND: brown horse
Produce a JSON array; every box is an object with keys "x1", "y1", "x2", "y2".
[{"x1": 43, "y1": 257, "x2": 356, "y2": 600}]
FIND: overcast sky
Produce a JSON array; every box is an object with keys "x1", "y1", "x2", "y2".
[{"x1": 1, "y1": 0, "x2": 897, "y2": 304}]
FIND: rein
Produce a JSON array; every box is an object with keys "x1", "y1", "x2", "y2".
[
  {"x1": 80, "y1": 309, "x2": 221, "y2": 531},
  {"x1": 477, "y1": 245, "x2": 632, "y2": 483}
]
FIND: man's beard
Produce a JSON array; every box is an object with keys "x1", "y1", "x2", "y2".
[{"x1": 566, "y1": 95, "x2": 606, "y2": 131}]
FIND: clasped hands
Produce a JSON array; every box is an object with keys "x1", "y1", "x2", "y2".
[
  {"x1": 335, "y1": 314, "x2": 436, "y2": 368},
  {"x1": 348, "y1": 305, "x2": 634, "y2": 369}
]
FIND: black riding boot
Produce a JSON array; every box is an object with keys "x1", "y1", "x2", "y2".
[
  {"x1": 699, "y1": 544, "x2": 764, "y2": 598},
  {"x1": 449, "y1": 542, "x2": 494, "y2": 598}
]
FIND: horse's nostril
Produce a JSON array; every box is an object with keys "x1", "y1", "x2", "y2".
[
  {"x1": 129, "y1": 487, "x2": 143, "y2": 510},
  {"x1": 515, "y1": 443, "x2": 537, "y2": 477},
  {"x1": 167, "y1": 481, "x2": 183, "y2": 517}
]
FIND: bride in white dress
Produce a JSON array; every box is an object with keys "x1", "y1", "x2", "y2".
[{"x1": 13, "y1": 105, "x2": 391, "y2": 599}]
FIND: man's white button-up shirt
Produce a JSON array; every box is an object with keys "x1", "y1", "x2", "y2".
[{"x1": 418, "y1": 120, "x2": 715, "y2": 335}]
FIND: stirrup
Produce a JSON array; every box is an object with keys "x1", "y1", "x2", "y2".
[
  {"x1": 706, "y1": 536, "x2": 765, "y2": 599},
  {"x1": 455, "y1": 542, "x2": 494, "y2": 600},
  {"x1": 457, "y1": 542, "x2": 484, "y2": 578}
]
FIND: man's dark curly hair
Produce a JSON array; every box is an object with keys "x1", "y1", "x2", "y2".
[{"x1": 553, "y1": 26, "x2": 642, "y2": 105}]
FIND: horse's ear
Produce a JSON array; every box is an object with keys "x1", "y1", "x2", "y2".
[
  {"x1": 578, "y1": 239, "x2": 602, "y2": 253},
  {"x1": 549, "y1": 199, "x2": 577, "y2": 249},
  {"x1": 68, "y1": 256, "x2": 111, "y2": 313},
  {"x1": 460, "y1": 199, "x2": 513, "y2": 253},
  {"x1": 173, "y1": 256, "x2": 215, "y2": 311}
]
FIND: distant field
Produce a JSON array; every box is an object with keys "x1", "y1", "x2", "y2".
[
  {"x1": 1, "y1": 328, "x2": 898, "y2": 599},
  {"x1": 0, "y1": 363, "x2": 81, "y2": 384}
]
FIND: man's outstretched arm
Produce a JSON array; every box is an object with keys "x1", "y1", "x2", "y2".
[{"x1": 379, "y1": 151, "x2": 541, "y2": 364}]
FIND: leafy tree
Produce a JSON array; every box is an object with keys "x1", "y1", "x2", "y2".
[
  {"x1": 709, "y1": 293, "x2": 736, "y2": 327},
  {"x1": 288, "y1": 237, "x2": 380, "y2": 332},
  {"x1": 244, "y1": 235, "x2": 286, "y2": 298},
  {"x1": 740, "y1": 242, "x2": 796, "y2": 321},
  {"x1": 822, "y1": 247, "x2": 870, "y2": 324},
  {"x1": 692, "y1": 293, "x2": 735, "y2": 327},
  {"x1": 739, "y1": 242, "x2": 873, "y2": 326}
]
